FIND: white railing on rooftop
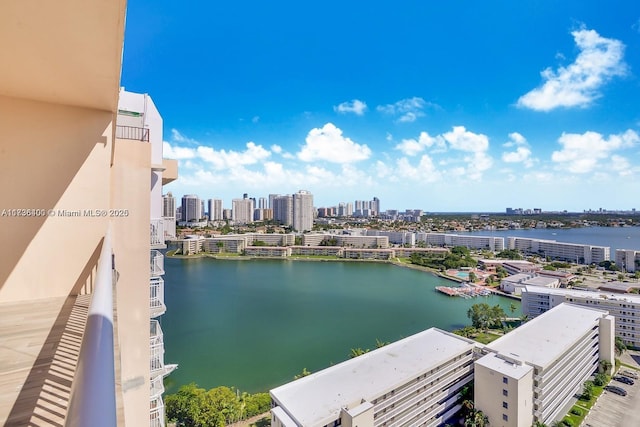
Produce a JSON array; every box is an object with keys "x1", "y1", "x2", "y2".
[
  {"x1": 151, "y1": 218, "x2": 165, "y2": 248},
  {"x1": 150, "y1": 250, "x2": 164, "y2": 276},
  {"x1": 150, "y1": 277, "x2": 166, "y2": 318}
]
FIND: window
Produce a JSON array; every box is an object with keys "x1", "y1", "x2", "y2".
[
  {"x1": 503, "y1": 376, "x2": 509, "y2": 384},
  {"x1": 502, "y1": 389, "x2": 508, "y2": 397},
  {"x1": 503, "y1": 401, "x2": 508, "y2": 409},
  {"x1": 503, "y1": 414, "x2": 508, "y2": 421}
]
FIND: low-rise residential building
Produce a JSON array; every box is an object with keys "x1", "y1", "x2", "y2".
[
  {"x1": 507, "y1": 237, "x2": 610, "y2": 264},
  {"x1": 343, "y1": 248, "x2": 394, "y2": 260},
  {"x1": 271, "y1": 328, "x2": 477, "y2": 427},
  {"x1": 500, "y1": 274, "x2": 560, "y2": 296},
  {"x1": 290, "y1": 246, "x2": 344, "y2": 257},
  {"x1": 615, "y1": 249, "x2": 640, "y2": 272},
  {"x1": 475, "y1": 303, "x2": 614, "y2": 427},
  {"x1": 393, "y1": 247, "x2": 449, "y2": 258},
  {"x1": 244, "y1": 246, "x2": 292, "y2": 257},
  {"x1": 419, "y1": 233, "x2": 505, "y2": 252},
  {"x1": 522, "y1": 286, "x2": 640, "y2": 349}
]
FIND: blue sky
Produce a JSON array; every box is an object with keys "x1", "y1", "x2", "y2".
[{"x1": 122, "y1": 1, "x2": 640, "y2": 212}]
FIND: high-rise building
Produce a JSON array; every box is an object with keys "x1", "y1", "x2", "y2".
[
  {"x1": 274, "y1": 195, "x2": 293, "y2": 226},
  {"x1": 181, "y1": 194, "x2": 201, "y2": 222},
  {"x1": 293, "y1": 190, "x2": 314, "y2": 232},
  {"x1": 372, "y1": 197, "x2": 380, "y2": 216},
  {"x1": 259, "y1": 197, "x2": 267, "y2": 209},
  {"x1": 0, "y1": 5, "x2": 178, "y2": 425},
  {"x1": 232, "y1": 198, "x2": 254, "y2": 224},
  {"x1": 163, "y1": 192, "x2": 176, "y2": 218},
  {"x1": 208, "y1": 198, "x2": 223, "y2": 221}
]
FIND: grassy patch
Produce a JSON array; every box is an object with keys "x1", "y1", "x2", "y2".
[
  {"x1": 561, "y1": 383, "x2": 605, "y2": 426},
  {"x1": 472, "y1": 331, "x2": 502, "y2": 344},
  {"x1": 619, "y1": 361, "x2": 640, "y2": 371}
]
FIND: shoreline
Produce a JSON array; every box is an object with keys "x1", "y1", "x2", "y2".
[{"x1": 166, "y1": 251, "x2": 520, "y2": 299}]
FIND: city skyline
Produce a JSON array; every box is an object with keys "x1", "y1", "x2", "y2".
[{"x1": 122, "y1": 1, "x2": 640, "y2": 212}]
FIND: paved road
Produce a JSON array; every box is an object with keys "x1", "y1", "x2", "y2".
[{"x1": 582, "y1": 351, "x2": 640, "y2": 427}]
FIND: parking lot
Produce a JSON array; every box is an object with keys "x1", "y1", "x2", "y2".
[{"x1": 583, "y1": 351, "x2": 640, "y2": 427}]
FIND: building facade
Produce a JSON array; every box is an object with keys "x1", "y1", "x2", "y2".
[
  {"x1": 507, "y1": 237, "x2": 610, "y2": 264},
  {"x1": 293, "y1": 190, "x2": 314, "y2": 232},
  {"x1": 522, "y1": 286, "x2": 640, "y2": 349},
  {"x1": 271, "y1": 329, "x2": 477, "y2": 427},
  {"x1": 181, "y1": 194, "x2": 202, "y2": 222}
]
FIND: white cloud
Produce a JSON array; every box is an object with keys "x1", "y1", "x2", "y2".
[
  {"x1": 396, "y1": 155, "x2": 441, "y2": 182},
  {"x1": 443, "y1": 126, "x2": 489, "y2": 152},
  {"x1": 197, "y1": 141, "x2": 271, "y2": 170},
  {"x1": 551, "y1": 129, "x2": 639, "y2": 173},
  {"x1": 395, "y1": 132, "x2": 445, "y2": 156},
  {"x1": 171, "y1": 129, "x2": 199, "y2": 145},
  {"x1": 610, "y1": 154, "x2": 632, "y2": 175},
  {"x1": 377, "y1": 97, "x2": 436, "y2": 123},
  {"x1": 297, "y1": 123, "x2": 372, "y2": 163},
  {"x1": 501, "y1": 133, "x2": 534, "y2": 167},
  {"x1": 163, "y1": 141, "x2": 197, "y2": 160},
  {"x1": 517, "y1": 28, "x2": 627, "y2": 111},
  {"x1": 271, "y1": 144, "x2": 283, "y2": 154},
  {"x1": 334, "y1": 99, "x2": 368, "y2": 116}
]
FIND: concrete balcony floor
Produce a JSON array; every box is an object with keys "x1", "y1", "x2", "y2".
[{"x1": 0, "y1": 295, "x2": 124, "y2": 426}]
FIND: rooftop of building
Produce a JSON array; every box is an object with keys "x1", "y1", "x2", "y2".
[
  {"x1": 269, "y1": 328, "x2": 476, "y2": 426},
  {"x1": 475, "y1": 352, "x2": 534, "y2": 380},
  {"x1": 523, "y1": 285, "x2": 640, "y2": 303},
  {"x1": 523, "y1": 276, "x2": 559, "y2": 287},
  {"x1": 486, "y1": 303, "x2": 610, "y2": 369},
  {"x1": 597, "y1": 281, "x2": 640, "y2": 293}
]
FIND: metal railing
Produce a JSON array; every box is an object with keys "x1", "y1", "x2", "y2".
[
  {"x1": 150, "y1": 250, "x2": 164, "y2": 276},
  {"x1": 65, "y1": 225, "x2": 116, "y2": 427},
  {"x1": 150, "y1": 320, "x2": 165, "y2": 376},
  {"x1": 150, "y1": 219, "x2": 165, "y2": 248},
  {"x1": 150, "y1": 395, "x2": 165, "y2": 427},
  {"x1": 150, "y1": 277, "x2": 166, "y2": 318},
  {"x1": 116, "y1": 125, "x2": 150, "y2": 141}
]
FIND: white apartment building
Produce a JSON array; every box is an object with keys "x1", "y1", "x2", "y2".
[
  {"x1": 232, "y1": 198, "x2": 254, "y2": 224},
  {"x1": 507, "y1": 237, "x2": 610, "y2": 264},
  {"x1": 271, "y1": 328, "x2": 477, "y2": 427},
  {"x1": 419, "y1": 233, "x2": 505, "y2": 252},
  {"x1": 616, "y1": 249, "x2": 640, "y2": 272},
  {"x1": 522, "y1": 286, "x2": 640, "y2": 349},
  {"x1": 366, "y1": 230, "x2": 416, "y2": 246},
  {"x1": 500, "y1": 273, "x2": 560, "y2": 296},
  {"x1": 301, "y1": 234, "x2": 390, "y2": 249},
  {"x1": 475, "y1": 303, "x2": 614, "y2": 427},
  {"x1": 163, "y1": 192, "x2": 177, "y2": 239},
  {"x1": 208, "y1": 198, "x2": 224, "y2": 221},
  {"x1": 274, "y1": 195, "x2": 294, "y2": 226},
  {"x1": 293, "y1": 190, "x2": 314, "y2": 232}
]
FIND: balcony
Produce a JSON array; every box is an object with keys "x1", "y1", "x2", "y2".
[
  {"x1": 162, "y1": 158, "x2": 178, "y2": 185},
  {"x1": 150, "y1": 250, "x2": 164, "y2": 276},
  {"x1": 150, "y1": 394, "x2": 165, "y2": 427},
  {"x1": 150, "y1": 277, "x2": 166, "y2": 318},
  {"x1": 150, "y1": 320, "x2": 165, "y2": 377},
  {"x1": 116, "y1": 125, "x2": 149, "y2": 141},
  {"x1": 151, "y1": 218, "x2": 165, "y2": 249}
]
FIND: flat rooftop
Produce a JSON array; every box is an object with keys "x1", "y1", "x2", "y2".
[
  {"x1": 523, "y1": 285, "x2": 640, "y2": 304},
  {"x1": 476, "y1": 352, "x2": 533, "y2": 380},
  {"x1": 270, "y1": 328, "x2": 475, "y2": 426},
  {"x1": 487, "y1": 303, "x2": 609, "y2": 369}
]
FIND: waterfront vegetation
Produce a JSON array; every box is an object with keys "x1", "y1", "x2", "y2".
[
  {"x1": 165, "y1": 383, "x2": 270, "y2": 427},
  {"x1": 409, "y1": 245, "x2": 476, "y2": 270}
]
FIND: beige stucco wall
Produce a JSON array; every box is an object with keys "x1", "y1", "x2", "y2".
[
  {"x1": 111, "y1": 137, "x2": 152, "y2": 427},
  {"x1": 0, "y1": 95, "x2": 112, "y2": 304}
]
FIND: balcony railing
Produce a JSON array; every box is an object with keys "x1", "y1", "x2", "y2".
[
  {"x1": 150, "y1": 277, "x2": 166, "y2": 318},
  {"x1": 116, "y1": 125, "x2": 149, "y2": 141},
  {"x1": 150, "y1": 374, "x2": 165, "y2": 399},
  {"x1": 150, "y1": 319, "x2": 165, "y2": 376},
  {"x1": 150, "y1": 395, "x2": 165, "y2": 427},
  {"x1": 151, "y1": 218, "x2": 165, "y2": 248},
  {"x1": 65, "y1": 226, "x2": 116, "y2": 427},
  {"x1": 150, "y1": 250, "x2": 164, "y2": 276}
]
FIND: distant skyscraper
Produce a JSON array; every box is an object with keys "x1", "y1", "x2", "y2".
[
  {"x1": 372, "y1": 197, "x2": 380, "y2": 216},
  {"x1": 293, "y1": 190, "x2": 314, "y2": 232},
  {"x1": 181, "y1": 194, "x2": 201, "y2": 222},
  {"x1": 208, "y1": 198, "x2": 223, "y2": 221},
  {"x1": 259, "y1": 197, "x2": 267, "y2": 209},
  {"x1": 232, "y1": 198, "x2": 254, "y2": 224},
  {"x1": 163, "y1": 192, "x2": 176, "y2": 218},
  {"x1": 273, "y1": 195, "x2": 293, "y2": 226},
  {"x1": 268, "y1": 194, "x2": 280, "y2": 209},
  {"x1": 346, "y1": 202, "x2": 353, "y2": 216}
]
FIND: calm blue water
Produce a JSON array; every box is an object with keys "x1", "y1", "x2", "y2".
[
  {"x1": 459, "y1": 226, "x2": 640, "y2": 253},
  {"x1": 161, "y1": 259, "x2": 518, "y2": 394}
]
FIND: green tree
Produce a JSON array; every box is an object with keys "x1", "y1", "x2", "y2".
[
  {"x1": 615, "y1": 336, "x2": 627, "y2": 356},
  {"x1": 509, "y1": 303, "x2": 517, "y2": 316},
  {"x1": 580, "y1": 380, "x2": 594, "y2": 401},
  {"x1": 598, "y1": 359, "x2": 612, "y2": 374},
  {"x1": 593, "y1": 372, "x2": 608, "y2": 387},
  {"x1": 467, "y1": 303, "x2": 492, "y2": 331}
]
